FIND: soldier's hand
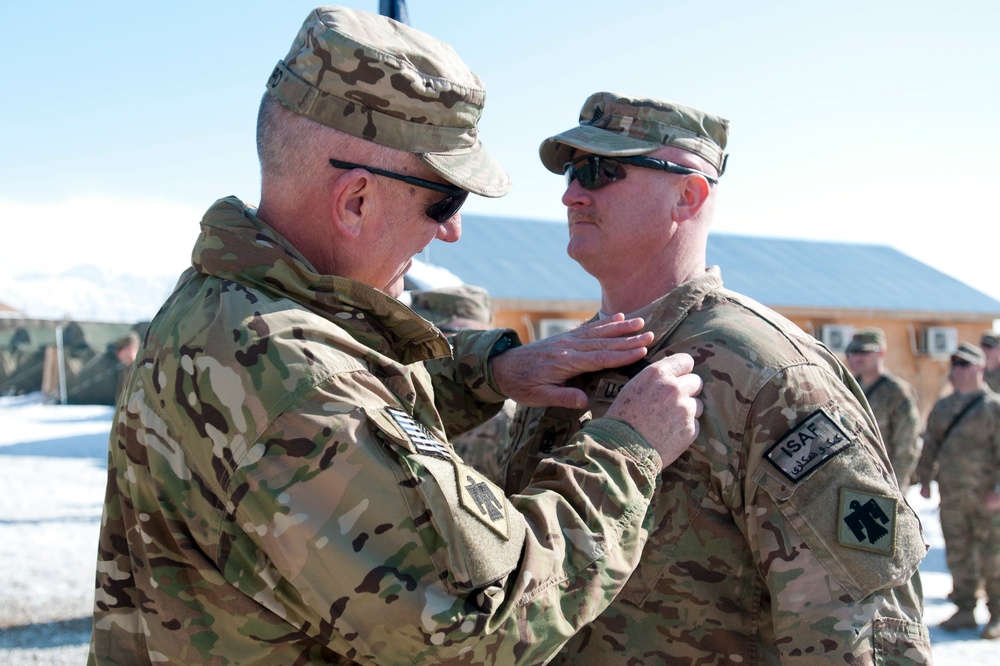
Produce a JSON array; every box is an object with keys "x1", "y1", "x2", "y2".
[
  {"x1": 491, "y1": 314, "x2": 654, "y2": 409},
  {"x1": 605, "y1": 353, "x2": 703, "y2": 470}
]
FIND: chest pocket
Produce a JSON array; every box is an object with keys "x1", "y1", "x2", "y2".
[
  {"x1": 503, "y1": 406, "x2": 590, "y2": 492},
  {"x1": 617, "y1": 450, "x2": 711, "y2": 607}
]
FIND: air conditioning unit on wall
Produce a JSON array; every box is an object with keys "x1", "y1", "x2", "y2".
[
  {"x1": 818, "y1": 324, "x2": 854, "y2": 354},
  {"x1": 536, "y1": 318, "x2": 581, "y2": 340},
  {"x1": 923, "y1": 326, "x2": 958, "y2": 357}
]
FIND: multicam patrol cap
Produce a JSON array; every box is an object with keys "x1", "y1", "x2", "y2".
[
  {"x1": 410, "y1": 285, "x2": 493, "y2": 330},
  {"x1": 265, "y1": 6, "x2": 511, "y2": 197},
  {"x1": 980, "y1": 330, "x2": 1000, "y2": 349},
  {"x1": 846, "y1": 327, "x2": 886, "y2": 354},
  {"x1": 952, "y1": 341, "x2": 986, "y2": 365},
  {"x1": 539, "y1": 92, "x2": 730, "y2": 176}
]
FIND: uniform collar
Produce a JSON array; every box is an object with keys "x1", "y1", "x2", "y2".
[{"x1": 192, "y1": 196, "x2": 451, "y2": 364}]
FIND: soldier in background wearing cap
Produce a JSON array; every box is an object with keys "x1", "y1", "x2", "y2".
[
  {"x1": 846, "y1": 327, "x2": 922, "y2": 492},
  {"x1": 981, "y1": 330, "x2": 1000, "y2": 392},
  {"x1": 87, "y1": 7, "x2": 706, "y2": 665},
  {"x1": 410, "y1": 285, "x2": 514, "y2": 484},
  {"x1": 500, "y1": 92, "x2": 932, "y2": 662},
  {"x1": 916, "y1": 342, "x2": 1000, "y2": 637}
]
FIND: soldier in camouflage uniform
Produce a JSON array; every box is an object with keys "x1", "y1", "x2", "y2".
[
  {"x1": 916, "y1": 342, "x2": 1000, "y2": 638},
  {"x1": 87, "y1": 8, "x2": 706, "y2": 665},
  {"x1": 0, "y1": 327, "x2": 40, "y2": 395},
  {"x1": 500, "y1": 92, "x2": 933, "y2": 663},
  {"x1": 411, "y1": 285, "x2": 514, "y2": 484},
  {"x1": 846, "y1": 328, "x2": 923, "y2": 492},
  {"x1": 981, "y1": 330, "x2": 1000, "y2": 392}
]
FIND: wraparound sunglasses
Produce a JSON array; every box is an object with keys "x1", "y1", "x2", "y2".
[
  {"x1": 330, "y1": 158, "x2": 468, "y2": 223},
  {"x1": 564, "y1": 154, "x2": 719, "y2": 190}
]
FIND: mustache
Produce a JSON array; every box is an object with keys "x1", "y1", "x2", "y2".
[{"x1": 568, "y1": 212, "x2": 600, "y2": 225}]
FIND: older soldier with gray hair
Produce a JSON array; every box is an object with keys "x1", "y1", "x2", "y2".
[
  {"x1": 500, "y1": 92, "x2": 932, "y2": 663},
  {"x1": 87, "y1": 7, "x2": 705, "y2": 665},
  {"x1": 846, "y1": 327, "x2": 923, "y2": 492},
  {"x1": 917, "y1": 342, "x2": 1000, "y2": 638}
]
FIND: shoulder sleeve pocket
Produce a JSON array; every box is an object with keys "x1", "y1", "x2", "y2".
[
  {"x1": 753, "y1": 403, "x2": 926, "y2": 600},
  {"x1": 365, "y1": 406, "x2": 526, "y2": 591}
]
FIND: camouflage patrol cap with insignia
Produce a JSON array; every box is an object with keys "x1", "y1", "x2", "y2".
[
  {"x1": 539, "y1": 92, "x2": 730, "y2": 176},
  {"x1": 952, "y1": 341, "x2": 986, "y2": 366},
  {"x1": 846, "y1": 327, "x2": 886, "y2": 354},
  {"x1": 266, "y1": 6, "x2": 511, "y2": 197},
  {"x1": 410, "y1": 285, "x2": 493, "y2": 331}
]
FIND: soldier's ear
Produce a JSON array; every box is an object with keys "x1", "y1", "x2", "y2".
[
  {"x1": 672, "y1": 175, "x2": 711, "y2": 223},
  {"x1": 330, "y1": 169, "x2": 374, "y2": 238}
]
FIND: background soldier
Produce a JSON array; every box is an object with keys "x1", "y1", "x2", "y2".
[
  {"x1": 981, "y1": 330, "x2": 1000, "y2": 392},
  {"x1": 917, "y1": 342, "x2": 1000, "y2": 638},
  {"x1": 500, "y1": 91, "x2": 931, "y2": 663},
  {"x1": 411, "y1": 284, "x2": 514, "y2": 483},
  {"x1": 0, "y1": 327, "x2": 43, "y2": 396},
  {"x1": 845, "y1": 327, "x2": 922, "y2": 492}
]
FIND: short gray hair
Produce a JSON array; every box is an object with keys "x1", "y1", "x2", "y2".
[{"x1": 257, "y1": 94, "x2": 401, "y2": 182}]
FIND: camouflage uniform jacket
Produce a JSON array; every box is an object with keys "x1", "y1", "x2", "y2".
[
  {"x1": 88, "y1": 197, "x2": 665, "y2": 666},
  {"x1": 916, "y1": 388, "x2": 1000, "y2": 503},
  {"x1": 860, "y1": 373, "x2": 922, "y2": 491},
  {"x1": 447, "y1": 398, "x2": 515, "y2": 485},
  {"x1": 985, "y1": 366, "x2": 1000, "y2": 394},
  {"x1": 501, "y1": 267, "x2": 931, "y2": 664}
]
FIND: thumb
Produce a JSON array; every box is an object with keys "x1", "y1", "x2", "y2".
[{"x1": 657, "y1": 352, "x2": 695, "y2": 377}]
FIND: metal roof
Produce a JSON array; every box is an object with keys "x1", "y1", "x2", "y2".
[{"x1": 416, "y1": 214, "x2": 1000, "y2": 317}]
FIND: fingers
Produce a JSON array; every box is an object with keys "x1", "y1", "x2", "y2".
[
  {"x1": 566, "y1": 315, "x2": 653, "y2": 348},
  {"x1": 514, "y1": 386, "x2": 588, "y2": 410},
  {"x1": 572, "y1": 313, "x2": 639, "y2": 337}
]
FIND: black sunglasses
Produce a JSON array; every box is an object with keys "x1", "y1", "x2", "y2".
[
  {"x1": 951, "y1": 358, "x2": 972, "y2": 367},
  {"x1": 563, "y1": 154, "x2": 719, "y2": 191},
  {"x1": 329, "y1": 159, "x2": 468, "y2": 224}
]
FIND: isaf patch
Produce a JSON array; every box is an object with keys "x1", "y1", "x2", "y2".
[
  {"x1": 456, "y1": 464, "x2": 510, "y2": 540},
  {"x1": 838, "y1": 487, "x2": 897, "y2": 555},
  {"x1": 765, "y1": 408, "x2": 853, "y2": 482},
  {"x1": 385, "y1": 406, "x2": 452, "y2": 460}
]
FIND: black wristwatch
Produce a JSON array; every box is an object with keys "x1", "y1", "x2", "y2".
[{"x1": 489, "y1": 331, "x2": 517, "y2": 359}]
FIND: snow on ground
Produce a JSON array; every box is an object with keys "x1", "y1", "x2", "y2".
[{"x1": 1, "y1": 397, "x2": 998, "y2": 664}]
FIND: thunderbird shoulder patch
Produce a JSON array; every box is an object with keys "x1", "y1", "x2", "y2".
[
  {"x1": 384, "y1": 406, "x2": 452, "y2": 460},
  {"x1": 837, "y1": 487, "x2": 897, "y2": 555},
  {"x1": 764, "y1": 408, "x2": 853, "y2": 482},
  {"x1": 456, "y1": 464, "x2": 510, "y2": 540}
]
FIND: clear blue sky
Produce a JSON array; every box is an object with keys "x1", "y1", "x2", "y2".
[{"x1": 2, "y1": 0, "x2": 998, "y2": 303}]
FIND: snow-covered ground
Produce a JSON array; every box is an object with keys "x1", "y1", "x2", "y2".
[{"x1": 1, "y1": 397, "x2": 997, "y2": 664}]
